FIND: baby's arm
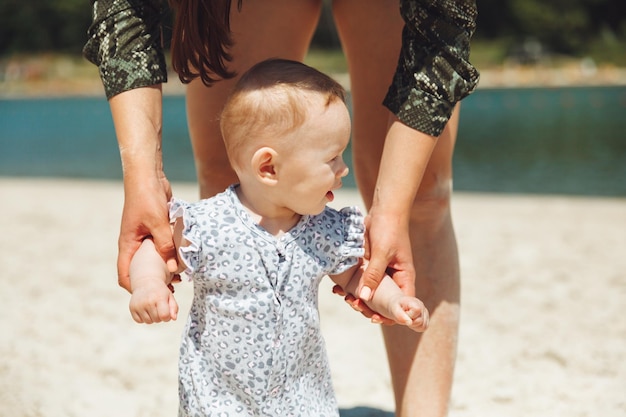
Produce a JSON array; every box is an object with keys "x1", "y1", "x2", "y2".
[
  {"x1": 129, "y1": 238, "x2": 179, "y2": 324},
  {"x1": 330, "y1": 262, "x2": 429, "y2": 332}
]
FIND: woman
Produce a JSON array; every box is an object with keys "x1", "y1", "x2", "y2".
[{"x1": 84, "y1": 0, "x2": 479, "y2": 415}]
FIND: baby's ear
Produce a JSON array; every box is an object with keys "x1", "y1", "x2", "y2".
[{"x1": 251, "y1": 147, "x2": 278, "y2": 185}]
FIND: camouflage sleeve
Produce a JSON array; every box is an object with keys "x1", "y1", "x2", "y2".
[
  {"x1": 83, "y1": 0, "x2": 168, "y2": 99},
  {"x1": 383, "y1": 0, "x2": 480, "y2": 137}
]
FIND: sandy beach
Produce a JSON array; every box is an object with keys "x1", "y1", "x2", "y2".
[{"x1": 1, "y1": 178, "x2": 624, "y2": 417}]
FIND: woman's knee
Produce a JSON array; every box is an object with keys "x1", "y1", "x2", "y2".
[
  {"x1": 412, "y1": 174, "x2": 453, "y2": 221},
  {"x1": 410, "y1": 105, "x2": 460, "y2": 223},
  {"x1": 195, "y1": 158, "x2": 237, "y2": 199}
]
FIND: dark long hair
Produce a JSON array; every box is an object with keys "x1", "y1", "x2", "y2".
[{"x1": 168, "y1": 0, "x2": 242, "y2": 86}]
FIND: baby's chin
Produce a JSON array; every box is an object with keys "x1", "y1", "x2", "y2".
[
  {"x1": 296, "y1": 192, "x2": 335, "y2": 216},
  {"x1": 308, "y1": 200, "x2": 333, "y2": 216}
]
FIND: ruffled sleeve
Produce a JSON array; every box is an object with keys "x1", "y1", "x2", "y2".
[
  {"x1": 169, "y1": 198, "x2": 201, "y2": 277},
  {"x1": 329, "y1": 206, "x2": 365, "y2": 275}
]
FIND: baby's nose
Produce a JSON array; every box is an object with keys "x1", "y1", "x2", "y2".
[{"x1": 338, "y1": 163, "x2": 349, "y2": 178}]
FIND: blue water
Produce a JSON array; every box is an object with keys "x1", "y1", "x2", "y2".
[
  {"x1": 1, "y1": 86, "x2": 625, "y2": 196},
  {"x1": 454, "y1": 86, "x2": 626, "y2": 196}
]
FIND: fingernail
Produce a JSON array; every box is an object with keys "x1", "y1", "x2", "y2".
[{"x1": 360, "y1": 287, "x2": 372, "y2": 301}]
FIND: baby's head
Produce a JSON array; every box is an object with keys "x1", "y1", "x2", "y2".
[
  {"x1": 220, "y1": 58, "x2": 347, "y2": 172},
  {"x1": 219, "y1": 58, "x2": 351, "y2": 215}
]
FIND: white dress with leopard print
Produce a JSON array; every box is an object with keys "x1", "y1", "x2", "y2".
[{"x1": 170, "y1": 185, "x2": 364, "y2": 417}]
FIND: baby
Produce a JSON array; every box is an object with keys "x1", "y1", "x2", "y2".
[{"x1": 128, "y1": 58, "x2": 429, "y2": 417}]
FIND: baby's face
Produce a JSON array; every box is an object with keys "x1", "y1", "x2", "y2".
[{"x1": 274, "y1": 97, "x2": 351, "y2": 215}]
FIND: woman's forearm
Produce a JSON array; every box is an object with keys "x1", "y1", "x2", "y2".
[
  {"x1": 371, "y1": 117, "x2": 437, "y2": 218},
  {"x1": 109, "y1": 85, "x2": 164, "y2": 183},
  {"x1": 108, "y1": 85, "x2": 177, "y2": 291}
]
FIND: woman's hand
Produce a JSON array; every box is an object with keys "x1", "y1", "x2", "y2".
[
  {"x1": 117, "y1": 171, "x2": 177, "y2": 292},
  {"x1": 359, "y1": 208, "x2": 416, "y2": 299}
]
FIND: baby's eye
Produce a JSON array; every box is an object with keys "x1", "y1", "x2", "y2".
[{"x1": 329, "y1": 154, "x2": 342, "y2": 163}]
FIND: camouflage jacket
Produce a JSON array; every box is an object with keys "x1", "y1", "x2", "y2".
[{"x1": 84, "y1": 0, "x2": 479, "y2": 136}]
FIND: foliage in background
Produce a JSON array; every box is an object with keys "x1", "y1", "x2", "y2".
[
  {"x1": 0, "y1": 0, "x2": 624, "y2": 66},
  {"x1": 0, "y1": 0, "x2": 92, "y2": 54},
  {"x1": 475, "y1": 0, "x2": 626, "y2": 64}
]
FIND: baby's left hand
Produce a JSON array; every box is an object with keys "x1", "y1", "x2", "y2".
[{"x1": 389, "y1": 296, "x2": 429, "y2": 332}]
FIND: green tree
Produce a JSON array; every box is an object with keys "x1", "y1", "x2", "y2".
[
  {"x1": 0, "y1": 0, "x2": 91, "y2": 54},
  {"x1": 475, "y1": 0, "x2": 626, "y2": 56},
  {"x1": 510, "y1": 0, "x2": 591, "y2": 53}
]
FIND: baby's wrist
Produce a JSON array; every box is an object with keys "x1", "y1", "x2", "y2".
[{"x1": 130, "y1": 275, "x2": 166, "y2": 293}]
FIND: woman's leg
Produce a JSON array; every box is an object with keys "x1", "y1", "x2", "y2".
[
  {"x1": 333, "y1": 1, "x2": 461, "y2": 415},
  {"x1": 331, "y1": 0, "x2": 402, "y2": 199},
  {"x1": 186, "y1": 0, "x2": 323, "y2": 199}
]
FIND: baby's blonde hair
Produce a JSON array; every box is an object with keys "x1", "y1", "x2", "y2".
[{"x1": 219, "y1": 58, "x2": 346, "y2": 170}]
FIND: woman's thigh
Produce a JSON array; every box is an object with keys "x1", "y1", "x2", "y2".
[
  {"x1": 331, "y1": 0, "x2": 403, "y2": 207},
  {"x1": 333, "y1": 1, "x2": 459, "y2": 210},
  {"x1": 186, "y1": 0, "x2": 323, "y2": 198}
]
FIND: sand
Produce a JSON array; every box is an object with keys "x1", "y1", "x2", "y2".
[{"x1": 1, "y1": 178, "x2": 624, "y2": 417}]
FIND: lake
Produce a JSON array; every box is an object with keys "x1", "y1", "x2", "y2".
[{"x1": 1, "y1": 86, "x2": 625, "y2": 196}]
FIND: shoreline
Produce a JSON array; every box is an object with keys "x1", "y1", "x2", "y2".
[{"x1": 1, "y1": 65, "x2": 626, "y2": 99}]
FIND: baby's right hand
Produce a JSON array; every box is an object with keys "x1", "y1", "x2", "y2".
[{"x1": 129, "y1": 279, "x2": 178, "y2": 324}]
